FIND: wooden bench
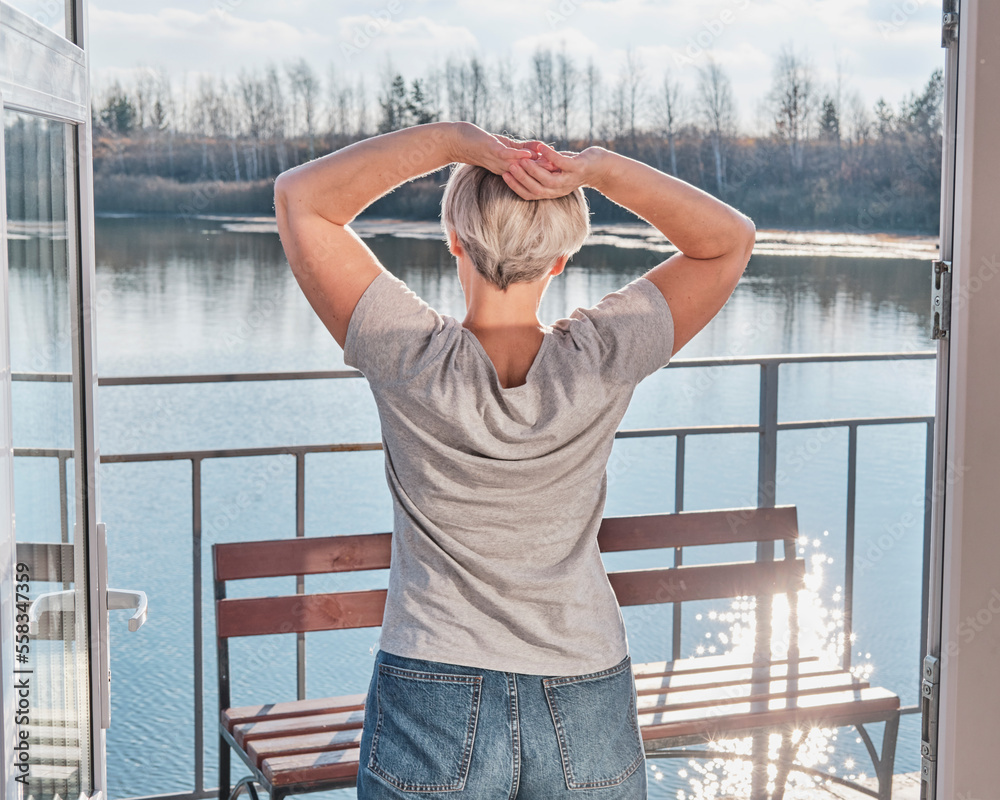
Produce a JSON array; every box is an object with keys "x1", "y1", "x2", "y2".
[{"x1": 213, "y1": 505, "x2": 900, "y2": 800}]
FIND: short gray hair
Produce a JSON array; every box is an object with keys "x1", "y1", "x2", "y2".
[{"x1": 440, "y1": 162, "x2": 591, "y2": 291}]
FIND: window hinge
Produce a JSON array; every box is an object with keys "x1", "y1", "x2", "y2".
[
  {"x1": 920, "y1": 655, "x2": 940, "y2": 799},
  {"x1": 941, "y1": 5, "x2": 959, "y2": 48},
  {"x1": 931, "y1": 260, "x2": 952, "y2": 339}
]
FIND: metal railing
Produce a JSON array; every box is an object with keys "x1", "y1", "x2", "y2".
[{"x1": 13, "y1": 349, "x2": 936, "y2": 800}]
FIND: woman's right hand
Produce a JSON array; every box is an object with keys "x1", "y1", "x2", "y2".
[{"x1": 501, "y1": 142, "x2": 607, "y2": 200}]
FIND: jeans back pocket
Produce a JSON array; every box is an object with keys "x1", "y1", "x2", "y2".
[
  {"x1": 542, "y1": 655, "x2": 645, "y2": 790},
  {"x1": 368, "y1": 663, "x2": 483, "y2": 792}
]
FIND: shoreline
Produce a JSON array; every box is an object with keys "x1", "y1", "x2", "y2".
[{"x1": 95, "y1": 212, "x2": 940, "y2": 261}]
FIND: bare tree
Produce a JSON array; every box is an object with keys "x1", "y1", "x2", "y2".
[
  {"x1": 584, "y1": 58, "x2": 601, "y2": 145},
  {"x1": 286, "y1": 58, "x2": 320, "y2": 158},
  {"x1": 622, "y1": 46, "x2": 645, "y2": 152},
  {"x1": 468, "y1": 56, "x2": 489, "y2": 126},
  {"x1": 446, "y1": 56, "x2": 470, "y2": 121},
  {"x1": 495, "y1": 53, "x2": 518, "y2": 134},
  {"x1": 326, "y1": 64, "x2": 344, "y2": 137},
  {"x1": 264, "y1": 65, "x2": 287, "y2": 174},
  {"x1": 529, "y1": 47, "x2": 554, "y2": 141},
  {"x1": 423, "y1": 61, "x2": 446, "y2": 127},
  {"x1": 654, "y1": 68, "x2": 685, "y2": 175},
  {"x1": 149, "y1": 68, "x2": 173, "y2": 132},
  {"x1": 695, "y1": 56, "x2": 737, "y2": 195},
  {"x1": 767, "y1": 42, "x2": 816, "y2": 175},
  {"x1": 355, "y1": 75, "x2": 369, "y2": 137},
  {"x1": 607, "y1": 75, "x2": 629, "y2": 144},
  {"x1": 555, "y1": 42, "x2": 577, "y2": 147}
]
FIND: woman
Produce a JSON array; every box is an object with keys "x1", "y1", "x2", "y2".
[{"x1": 273, "y1": 121, "x2": 754, "y2": 800}]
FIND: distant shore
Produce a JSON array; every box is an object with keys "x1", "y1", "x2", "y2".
[{"x1": 97, "y1": 212, "x2": 939, "y2": 261}]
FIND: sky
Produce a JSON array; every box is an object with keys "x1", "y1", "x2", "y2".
[{"x1": 18, "y1": 0, "x2": 946, "y2": 134}]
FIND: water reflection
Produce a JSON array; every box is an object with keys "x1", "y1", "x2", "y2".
[
  {"x1": 664, "y1": 535, "x2": 880, "y2": 800},
  {"x1": 92, "y1": 215, "x2": 934, "y2": 375}
]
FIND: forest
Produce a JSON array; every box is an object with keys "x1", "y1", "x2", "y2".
[{"x1": 91, "y1": 44, "x2": 944, "y2": 234}]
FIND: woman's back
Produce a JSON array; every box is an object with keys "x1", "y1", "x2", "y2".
[{"x1": 343, "y1": 269, "x2": 675, "y2": 675}]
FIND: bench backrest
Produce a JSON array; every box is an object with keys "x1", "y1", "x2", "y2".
[{"x1": 213, "y1": 505, "x2": 803, "y2": 708}]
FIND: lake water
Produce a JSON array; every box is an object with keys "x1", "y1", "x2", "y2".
[{"x1": 15, "y1": 215, "x2": 939, "y2": 799}]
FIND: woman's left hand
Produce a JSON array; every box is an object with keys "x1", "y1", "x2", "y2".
[{"x1": 451, "y1": 122, "x2": 535, "y2": 175}]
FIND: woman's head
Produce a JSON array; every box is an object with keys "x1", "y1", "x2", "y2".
[{"x1": 440, "y1": 162, "x2": 591, "y2": 291}]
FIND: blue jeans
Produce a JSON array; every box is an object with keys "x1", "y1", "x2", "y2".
[{"x1": 357, "y1": 648, "x2": 648, "y2": 799}]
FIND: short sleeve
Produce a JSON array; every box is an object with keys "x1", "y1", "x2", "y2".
[
  {"x1": 570, "y1": 276, "x2": 674, "y2": 385},
  {"x1": 343, "y1": 270, "x2": 448, "y2": 387}
]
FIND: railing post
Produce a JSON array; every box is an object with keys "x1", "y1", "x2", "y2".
[
  {"x1": 192, "y1": 457, "x2": 204, "y2": 795},
  {"x1": 756, "y1": 362, "x2": 780, "y2": 657},
  {"x1": 296, "y1": 451, "x2": 306, "y2": 702},
  {"x1": 752, "y1": 361, "x2": 780, "y2": 800},
  {"x1": 845, "y1": 425, "x2": 858, "y2": 672},
  {"x1": 672, "y1": 434, "x2": 685, "y2": 662},
  {"x1": 758, "y1": 361, "x2": 780, "y2": 509}
]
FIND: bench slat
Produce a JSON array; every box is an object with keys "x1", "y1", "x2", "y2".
[
  {"x1": 216, "y1": 590, "x2": 386, "y2": 639},
  {"x1": 248, "y1": 727, "x2": 364, "y2": 768},
  {"x1": 214, "y1": 533, "x2": 392, "y2": 582},
  {"x1": 598, "y1": 506, "x2": 798, "y2": 551},
  {"x1": 634, "y1": 661, "x2": 847, "y2": 696},
  {"x1": 636, "y1": 673, "x2": 870, "y2": 715},
  {"x1": 609, "y1": 558, "x2": 805, "y2": 606},
  {"x1": 262, "y1": 745, "x2": 362, "y2": 787},
  {"x1": 639, "y1": 685, "x2": 900, "y2": 740},
  {"x1": 252, "y1": 686, "x2": 899, "y2": 788},
  {"x1": 233, "y1": 708, "x2": 365, "y2": 749},
  {"x1": 632, "y1": 654, "x2": 818, "y2": 678},
  {"x1": 222, "y1": 693, "x2": 367, "y2": 729},
  {"x1": 212, "y1": 507, "x2": 799, "y2": 585}
]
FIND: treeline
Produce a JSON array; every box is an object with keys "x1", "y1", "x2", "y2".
[{"x1": 92, "y1": 43, "x2": 943, "y2": 234}]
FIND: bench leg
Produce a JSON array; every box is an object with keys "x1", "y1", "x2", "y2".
[
  {"x1": 877, "y1": 713, "x2": 900, "y2": 800},
  {"x1": 219, "y1": 735, "x2": 230, "y2": 800},
  {"x1": 229, "y1": 775, "x2": 263, "y2": 800},
  {"x1": 770, "y1": 727, "x2": 800, "y2": 800},
  {"x1": 750, "y1": 730, "x2": 768, "y2": 800},
  {"x1": 856, "y1": 713, "x2": 900, "y2": 800}
]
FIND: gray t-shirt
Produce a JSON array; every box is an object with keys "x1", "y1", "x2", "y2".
[{"x1": 343, "y1": 270, "x2": 674, "y2": 675}]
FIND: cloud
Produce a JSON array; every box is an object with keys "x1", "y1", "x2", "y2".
[
  {"x1": 90, "y1": 4, "x2": 331, "y2": 77},
  {"x1": 87, "y1": 0, "x2": 945, "y2": 133},
  {"x1": 335, "y1": 14, "x2": 478, "y2": 72}
]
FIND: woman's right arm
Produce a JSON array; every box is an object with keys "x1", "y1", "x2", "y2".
[{"x1": 504, "y1": 144, "x2": 755, "y2": 356}]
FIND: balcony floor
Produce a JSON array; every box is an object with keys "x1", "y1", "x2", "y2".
[{"x1": 780, "y1": 770, "x2": 921, "y2": 799}]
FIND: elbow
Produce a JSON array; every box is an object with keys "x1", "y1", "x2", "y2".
[
  {"x1": 273, "y1": 170, "x2": 300, "y2": 228},
  {"x1": 273, "y1": 171, "x2": 292, "y2": 210},
  {"x1": 737, "y1": 214, "x2": 756, "y2": 261}
]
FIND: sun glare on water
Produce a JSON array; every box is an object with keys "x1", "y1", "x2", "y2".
[{"x1": 661, "y1": 533, "x2": 876, "y2": 800}]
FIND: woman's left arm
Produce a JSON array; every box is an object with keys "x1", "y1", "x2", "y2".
[{"x1": 274, "y1": 121, "x2": 532, "y2": 349}]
